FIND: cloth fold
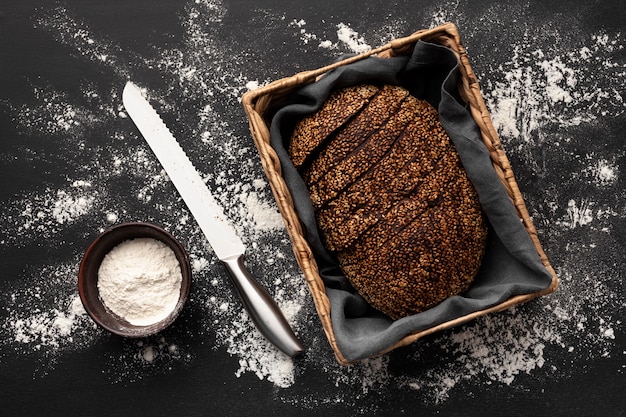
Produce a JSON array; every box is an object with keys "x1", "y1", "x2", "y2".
[{"x1": 269, "y1": 41, "x2": 554, "y2": 362}]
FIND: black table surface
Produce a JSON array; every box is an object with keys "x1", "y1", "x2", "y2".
[{"x1": 1, "y1": 1, "x2": 624, "y2": 416}]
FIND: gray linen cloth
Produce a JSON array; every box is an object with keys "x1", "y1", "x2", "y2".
[{"x1": 269, "y1": 40, "x2": 554, "y2": 362}]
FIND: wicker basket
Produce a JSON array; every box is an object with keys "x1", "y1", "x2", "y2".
[{"x1": 241, "y1": 22, "x2": 558, "y2": 365}]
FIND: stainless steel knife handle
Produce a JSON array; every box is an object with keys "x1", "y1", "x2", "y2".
[{"x1": 221, "y1": 255, "x2": 305, "y2": 358}]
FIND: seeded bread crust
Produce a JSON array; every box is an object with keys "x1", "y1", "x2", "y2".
[
  {"x1": 301, "y1": 85, "x2": 409, "y2": 186},
  {"x1": 289, "y1": 84, "x2": 379, "y2": 169},
  {"x1": 289, "y1": 84, "x2": 488, "y2": 320}
]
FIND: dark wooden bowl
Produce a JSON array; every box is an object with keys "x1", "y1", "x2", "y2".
[{"x1": 78, "y1": 222, "x2": 191, "y2": 337}]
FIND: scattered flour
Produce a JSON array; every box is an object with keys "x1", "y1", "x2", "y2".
[
  {"x1": 1, "y1": 261, "x2": 99, "y2": 359},
  {"x1": 556, "y1": 199, "x2": 595, "y2": 229},
  {"x1": 336, "y1": 23, "x2": 371, "y2": 54},
  {"x1": 1, "y1": 181, "x2": 97, "y2": 246},
  {"x1": 289, "y1": 19, "x2": 372, "y2": 53},
  {"x1": 484, "y1": 28, "x2": 625, "y2": 144},
  {"x1": 237, "y1": 189, "x2": 285, "y2": 231},
  {"x1": 12, "y1": 295, "x2": 88, "y2": 348},
  {"x1": 585, "y1": 158, "x2": 619, "y2": 187}
]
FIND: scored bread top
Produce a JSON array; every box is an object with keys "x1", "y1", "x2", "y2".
[{"x1": 289, "y1": 84, "x2": 379, "y2": 168}]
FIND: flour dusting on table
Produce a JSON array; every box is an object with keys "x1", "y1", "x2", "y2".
[{"x1": 0, "y1": 0, "x2": 624, "y2": 409}]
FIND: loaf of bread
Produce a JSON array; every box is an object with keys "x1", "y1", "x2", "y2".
[{"x1": 289, "y1": 84, "x2": 488, "y2": 319}]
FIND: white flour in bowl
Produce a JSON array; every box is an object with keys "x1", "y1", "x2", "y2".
[{"x1": 98, "y1": 238, "x2": 183, "y2": 326}]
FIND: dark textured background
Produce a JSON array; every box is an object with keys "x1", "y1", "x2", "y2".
[{"x1": 1, "y1": 1, "x2": 624, "y2": 416}]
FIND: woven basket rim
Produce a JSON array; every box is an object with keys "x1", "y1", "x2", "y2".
[{"x1": 242, "y1": 22, "x2": 558, "y2": 365}]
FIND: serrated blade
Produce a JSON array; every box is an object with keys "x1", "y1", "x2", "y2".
[
  {"x1": 122, "y1": 82, "x2": 243, "y2": 261},
  {"x1": 121, "y1": 82, "x2": 304, "y2": 357}
]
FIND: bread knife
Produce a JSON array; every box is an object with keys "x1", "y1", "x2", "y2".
[{"x1": 122, "y1": 82, "x2": 304, "y2": 357}]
